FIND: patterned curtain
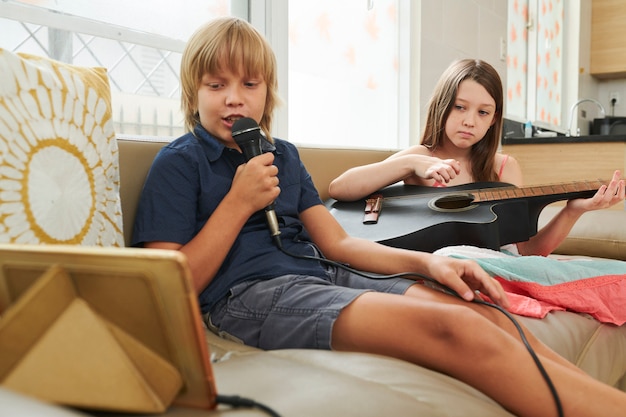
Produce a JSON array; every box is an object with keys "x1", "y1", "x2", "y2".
[{"x1": 507, "y1": 0, "x2": 563, "y2": 128}]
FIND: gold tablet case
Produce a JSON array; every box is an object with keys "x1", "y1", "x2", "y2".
[{"x1": 0, "y1": 244, "x2": 217, "y2": 413}]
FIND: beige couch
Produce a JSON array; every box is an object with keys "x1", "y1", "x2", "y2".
[{"x1": 3, "y1": 136, "x2": 626, "y2": 417}]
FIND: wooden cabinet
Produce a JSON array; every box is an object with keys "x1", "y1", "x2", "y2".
[{"x1": 591, "y1": 0, "x2": 626, "y2": 78}]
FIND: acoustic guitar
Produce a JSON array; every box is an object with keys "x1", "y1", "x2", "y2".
[{"x1": 325, "y1": 180, "x2": 604, "y2": 253}]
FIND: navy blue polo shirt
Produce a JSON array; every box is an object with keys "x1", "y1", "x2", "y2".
[{"x1": 132, "y1": 124, "x2": 327, "y2": 313}]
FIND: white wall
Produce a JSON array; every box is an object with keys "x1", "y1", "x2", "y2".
[
  {"x1": 584, "y1": 0, "x2": 626, "y2": 118},
  {"x1": 575, "y1": 0, "x2": 626, "y2": 136},
  {"x1": 414, "y1": 0, "x2": 508, "y2": 145}
]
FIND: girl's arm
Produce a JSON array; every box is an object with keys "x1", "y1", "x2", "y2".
[
  {"x1": 146, "y1": 152, "x2": 279, "y2": 293},
  {"x1": 328, "y1": 145, "x2": 460, "y2": 201},
  {"x1": 518, "y1": 170, "x2": 624, "y2": 256},
  {"x1": 498, "y1": 157, "x2": 624, "y2": 256}
]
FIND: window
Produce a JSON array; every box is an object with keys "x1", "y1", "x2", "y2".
[
  {"x1": 0, "y1": 0, "x2": 239, "y2": 138},
  {"x1": 1, "y1": 0, "x2": 409, "y2": 149},
  {"x1": 286, "y1": 0, "x2": 408, "y2": 149}
]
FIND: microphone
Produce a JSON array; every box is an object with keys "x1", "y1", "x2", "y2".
[{"x1": 231, "y1": 117, "x2": 281, "y2": 240}]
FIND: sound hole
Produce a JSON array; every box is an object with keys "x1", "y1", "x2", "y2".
[{"x1": 428, "y1": 193, "x2": 475, "y2": 212}]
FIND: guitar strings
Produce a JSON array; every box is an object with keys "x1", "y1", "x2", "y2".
[{"x1": 348, "y1": 179, "x2": 603, "y2": 204}]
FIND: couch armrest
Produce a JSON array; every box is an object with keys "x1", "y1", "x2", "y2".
[{"x1": 539, "y1": 205, "x2": 626, "y2": 261}]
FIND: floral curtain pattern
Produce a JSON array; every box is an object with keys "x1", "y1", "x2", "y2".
[{"x1": 507, "y1": 0, "x2": 563, "y2": 128}]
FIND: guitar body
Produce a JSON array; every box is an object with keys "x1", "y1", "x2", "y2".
[{"x1": 326, "y1": 181, "x2": 597, "y2": 253}]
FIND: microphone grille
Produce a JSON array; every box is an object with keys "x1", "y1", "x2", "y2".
[
  {"x1": 232, "y1": 117, "x2": 263, "y2": 160},
  {"x1": 232, "y1": 117, "x2": 260, "y2": 138}
]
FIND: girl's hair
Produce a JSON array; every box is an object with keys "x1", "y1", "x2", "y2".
[
  {"x1": 180, "y1": 17, "x2": 279, "y2": 141},
  {"x1": 421, "y1": 59, "x2": 503, "y2": 182}
]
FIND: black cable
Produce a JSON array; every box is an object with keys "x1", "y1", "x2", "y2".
[
  {"x1": 216, "y1": 394, "x2": 282, "y2": 417},
  {"x1": 611, "y1": 98, "x2": 617, "y2": 117},
  {"x1": 273, "y1": 235, "x2": 564, "y2": 417},
  {"x1": 471, "y1": 298, "x2": 563, "y2": 417}
]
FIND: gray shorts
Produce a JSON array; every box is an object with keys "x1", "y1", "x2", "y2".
[{"x1": 205, "y1": 268, "x2": 414, "y2": 350}]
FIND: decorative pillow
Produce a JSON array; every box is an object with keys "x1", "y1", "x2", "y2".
[{"x1": 0, "y1": 49, "x2": 124, "y2": 246}]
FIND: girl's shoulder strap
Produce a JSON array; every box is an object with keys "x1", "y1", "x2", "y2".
[{"x1": 497, "y1": 154, "x2": 510, "y2": 179}]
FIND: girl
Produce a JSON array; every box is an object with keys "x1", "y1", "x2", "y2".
[
  {"x1": 328, "y1": 59, "x2": 624, "y2": 256},
  {"x1": 133, "y1": 19, "x2": 626, "y2": 416}
]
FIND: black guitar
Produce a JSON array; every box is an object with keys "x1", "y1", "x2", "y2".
[{"x1": 325, "y1": 180, "x2": 604, "y2": 253}]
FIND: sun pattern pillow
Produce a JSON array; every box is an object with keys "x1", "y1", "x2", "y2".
[{"x1": 0, "y1": 49, "x2": 124, "y2": 246}]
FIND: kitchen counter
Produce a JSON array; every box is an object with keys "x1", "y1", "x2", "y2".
[{"x1": 502, "y1": 134, "x2": 626, "y2": 145}]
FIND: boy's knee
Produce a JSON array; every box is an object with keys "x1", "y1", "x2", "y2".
[{"x1": 426, "y1": 305, "x2": 500, "y2": 349}]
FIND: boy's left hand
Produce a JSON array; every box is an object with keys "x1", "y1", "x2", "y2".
[{"x1": 425, "y1": 255, "x2": 510, "y2": 309}]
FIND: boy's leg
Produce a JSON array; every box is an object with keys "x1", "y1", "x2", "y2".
[
  {"x1": 402, "y1": 284, "x2": 585, "y2": 375},
  {"x1": 331, "y1": 288, "x2": 626, "y2": 417}
]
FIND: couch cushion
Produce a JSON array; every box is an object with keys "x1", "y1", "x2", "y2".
[
  {"x1": 211, "y1": 350, "x2": 510, "y2": 417},
  {"x1": 0, "y1": 388, "x2": 92, "y2": 417},
  {"x1": 0, "y1": 49, "x2": 123, "y2": 246},
  {"x1": 539, "y1": 205, "x2": 626, "y2": 261},
  {"x1": 201, "y1": 308, "x2": 626, "y2": 416},
  {"x1": 517, "y1": 311, "x2": 626, "y2": 383}
]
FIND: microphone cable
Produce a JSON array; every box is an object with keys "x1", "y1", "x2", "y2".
[
  {"x1": 271, "y1": 235, "x2": 564, "y2": 417},
  {"x1": 216, "y1": 394, "x2": 282, "y2": 417}
]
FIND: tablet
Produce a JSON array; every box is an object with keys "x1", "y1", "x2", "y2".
[{"x1": 0, "y1": 244, "x2": 216, "y2": 413}]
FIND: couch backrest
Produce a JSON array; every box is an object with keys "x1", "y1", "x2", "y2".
[
  {"x1": 117, "y1": 136, "x2": 395, "y2": 247},
  {"x1": 298, "y1": 147, "x2": 396, "y2": 201},
  {"x1": 118, "y1": 137, "x2": 170, "y2": 247}
]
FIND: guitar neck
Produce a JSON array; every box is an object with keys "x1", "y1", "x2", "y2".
[{"x1": 472, "y1": 180, "x2": 605, "y2": 204}]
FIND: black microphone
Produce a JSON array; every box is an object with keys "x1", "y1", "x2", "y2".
[{"x1": 231, "y1": 117, "x2": 281, "y2": 239}]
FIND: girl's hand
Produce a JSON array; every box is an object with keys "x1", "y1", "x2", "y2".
[
  {"x1": 419, "y1": 157, "x2": 461, "y2": 184},
  {"x1": 566, "y1": 170, "x2": 625, "y2": 213}
]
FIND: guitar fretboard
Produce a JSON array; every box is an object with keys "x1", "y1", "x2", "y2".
[{"x1": 472, "y1": 180, "x2": 605, "y2": 203}]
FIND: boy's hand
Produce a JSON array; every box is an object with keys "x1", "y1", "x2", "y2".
[
  {"x1": 425, "y1": 255, "x2": 510, "y2": 309},
  {"x1": 231, "y1": 152, "x2": 280, "y2": 214}
]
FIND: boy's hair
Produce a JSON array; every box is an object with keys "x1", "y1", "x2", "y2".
[
  {"x1": 180, "y1": 17, "x2": 279, "y2": 141},
  {"x1": 421, "y1": 59, "x2": 503, "y2": 182}
]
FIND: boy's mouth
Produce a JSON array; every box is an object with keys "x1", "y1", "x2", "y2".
[{"x1": 224, "y1": 116, "x2": 244, "y2": 124}]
